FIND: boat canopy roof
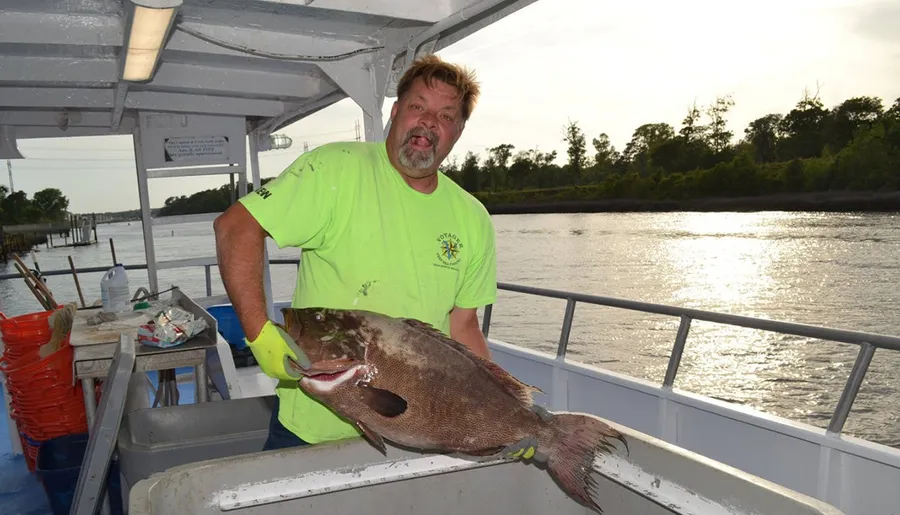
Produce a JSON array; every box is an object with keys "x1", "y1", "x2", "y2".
[{"x1": 0, "y1": 0, "x2": 537, "y2": 146}]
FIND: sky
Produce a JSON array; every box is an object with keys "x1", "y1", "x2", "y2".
[{"x1": 7, "y1": 0, "x2": 900, "y2": 214}]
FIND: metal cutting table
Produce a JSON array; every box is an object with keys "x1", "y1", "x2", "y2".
[{"x1": 70, "y1": 288, "x2": 217, "y2": 427}]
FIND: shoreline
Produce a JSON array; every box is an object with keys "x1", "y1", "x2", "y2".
[{"x1": 482, "y1": 191, "x2": 900, "y2": 215}]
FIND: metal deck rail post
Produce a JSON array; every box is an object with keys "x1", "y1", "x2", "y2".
[
  {"x1": 481, "y1": 304, "x2": 493, "y2": 337},
  {"x1": 557, "y1": 298, "x2": 576, "y2": 359},
  {"x1": 663, "y1": 315, "x2": 693, "y2": 387},
  {"x1": 827, "y1": 342, "x2": 876, "y2": 435}
]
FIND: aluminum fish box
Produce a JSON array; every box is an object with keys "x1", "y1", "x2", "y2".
[{"x1": 126, "y1": 422, "x2": 844, "y2": 515}]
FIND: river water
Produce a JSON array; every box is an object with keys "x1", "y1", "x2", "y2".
[{"x1": 1, "y1": 211, "x2": 898, "y2": 447}]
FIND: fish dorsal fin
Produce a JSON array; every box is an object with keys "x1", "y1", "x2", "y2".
[{"x1": 401, "y1": 318, "x2": 543, "y2": 406}]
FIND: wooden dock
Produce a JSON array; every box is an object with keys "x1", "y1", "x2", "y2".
[{"x1": 1, "y1": 213, "x2": 99, "y2": 259}]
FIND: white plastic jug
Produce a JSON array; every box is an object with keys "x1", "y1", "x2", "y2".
[{"x1": 101, "y1": 264, "x2": 130, "y2": 313}]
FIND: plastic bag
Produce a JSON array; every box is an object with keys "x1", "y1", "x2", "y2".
[{"x1": 137, "y1": 306, "x2": 208, "y2": 349}]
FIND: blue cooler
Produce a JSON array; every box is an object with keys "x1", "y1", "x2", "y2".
[{"x1": 206, "y1": 304, "x2": 247, "y2": 349}]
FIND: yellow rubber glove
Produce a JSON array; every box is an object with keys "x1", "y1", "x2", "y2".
[
  {"x1": 245, "y1": 320, "x2": 311, "y2": 381},
  {"x1": 502, "y1": 436, "x2": 539, "y2": 461}
]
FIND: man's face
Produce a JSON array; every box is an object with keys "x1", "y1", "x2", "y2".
[{"x1": 387, "y1": 77, "x2": 465, "y2": 180}]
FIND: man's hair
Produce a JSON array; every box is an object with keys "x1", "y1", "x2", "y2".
[{"x1": 396, "y1": 54, "x2": 480, "y2": 122}]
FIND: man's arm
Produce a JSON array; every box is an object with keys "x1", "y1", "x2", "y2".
[
  {"x1": 450, "y1": 306, "x2": 491, "y2": 359},
  {"x1": 213, "y1": 202, "x2": 269, "y2": 341}
]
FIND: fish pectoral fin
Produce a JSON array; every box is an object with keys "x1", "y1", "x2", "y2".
[
  {"x1": 356, "y1": 421, "x2": 387, "y2": 454},
  {"x1": 359, "y1": 384, "x2": 408, "y2": 417}
]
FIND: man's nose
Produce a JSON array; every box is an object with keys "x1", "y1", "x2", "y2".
[{"x1": 418, "y1": 112, "x2": 437, "y2": 129}]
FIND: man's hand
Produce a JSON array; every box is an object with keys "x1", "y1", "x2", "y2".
[
  {"x1": 245, "y1": 320, "x2": 312, "y2": 381},
  {"x1": 449, "y1": 306, "x2": 491, "y2": 359}
]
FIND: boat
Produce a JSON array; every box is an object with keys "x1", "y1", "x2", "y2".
[{"x1": 0, "y1": 1, "x2": 893, "y2": 514}]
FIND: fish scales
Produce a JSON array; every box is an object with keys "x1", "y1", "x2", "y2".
[
  {"x1": 355, "y1": 314, "x2": 544, "y2": 452},
  {"x1": 281, "y1": 307, "x2": 628, "y2": 513}
]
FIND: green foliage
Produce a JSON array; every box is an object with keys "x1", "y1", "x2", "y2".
[
  {"x1": 157, "y1": 177, "x2": 273, "y2": 217},
  {"x1": 0, "y1": 186, "x2": 70, "y2": 225},
  {"x1": 456, "y1": 92, "x2": 900, "y2": 208},
  {"x1": 156, "y1": 93, "x2": 900, "y2": 216}
]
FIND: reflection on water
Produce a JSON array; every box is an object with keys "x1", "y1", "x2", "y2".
[
  {"x1": 661, "y1": 212, "x2": 788, "y2": 413},
  {"x1": 0, "y1": 211, "x2": 898, "y2": 447},
  {"x1": 487, "y1": 211, "x2": 900, "y2": 448}
]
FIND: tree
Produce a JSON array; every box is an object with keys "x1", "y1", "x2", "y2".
[
  {"x1": 826, "y1": 96, "x2": 883, "y2": 150},
  {"x1": 460, "y1": 151, "x2": 480, "y2": 192},
  {"x1": 779, "y1": 86, "x2": 829, "y2": 159},
  {"x1": 679, "y1": 100, "x2": 707, "y2": 142},
  {"x1": 705, "y1": 94, "x2": 735, "y2": 153},
  {"x1": 591, "y1": 133, "x2": 620, "y2": 179},
  {"x1": 622, "y1": 122, "x2": 675, "y2": 175},
  {"x1": 32, "y1": 188, "x2": 69, "y2": 221},
  {"x1": 562, "y1": 121, "x2": 588, "y2": 185},
  {"x1": 745, "y1": 114, "x2": 784, "y2": 163}
]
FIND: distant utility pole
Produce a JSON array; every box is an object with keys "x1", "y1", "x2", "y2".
[
  {"x1": 6, "y1": 159, "x2": 12, "y2": 192},
  {"x1": 355, "y1": 119, "x2": 361, "y2": 141}
]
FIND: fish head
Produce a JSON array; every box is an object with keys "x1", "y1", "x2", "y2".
[
  {"x1": 280, "y1": 307, "x2": 368, "y2": 378},
  {"x1": 281, "y1": 307, "x2": 409, "y2": 422}
]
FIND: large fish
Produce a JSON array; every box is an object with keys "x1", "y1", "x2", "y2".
[{"x1": 280, "y1": 307, "x2": 628, "y2": 512}]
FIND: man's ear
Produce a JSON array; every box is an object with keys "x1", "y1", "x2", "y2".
[{"x1": 390, "y1": 101, "x2": 398, "y2": 119}]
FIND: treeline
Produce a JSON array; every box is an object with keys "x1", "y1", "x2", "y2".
[
  {"x1": 440, "y1": 91, "x2": 900, "y2": 207},
  {"x1": 0, "y1": 186, "x2": 70, "y2": 225},
  {"x1": 155, "y1": 90, "x2": 900, "y2": 216},
  {"x1": 157, "y1": 178, "x2": 273, "y2": 217}
]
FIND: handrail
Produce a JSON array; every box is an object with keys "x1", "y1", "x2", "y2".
[
  {"x1": 1, "y1": 258, "x2": 894, "y2": 436},
  {"x1": 484, "y1": 281, "x2": 898, "y2": 436},
  {"x1": 493, "y1": 282, "x2": 900, "y2": 351}
]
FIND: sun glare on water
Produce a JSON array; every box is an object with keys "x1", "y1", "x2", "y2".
[
  {"x1": 659, "y1": 212, "x2": 804, "y2": 405},
  {"x1": 664, "y1": 212, "x2": 789, "y2": 312}
]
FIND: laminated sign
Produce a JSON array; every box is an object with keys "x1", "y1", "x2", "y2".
[{"x1": 163, "y1": 135, "x2": 230, "y2": 164}]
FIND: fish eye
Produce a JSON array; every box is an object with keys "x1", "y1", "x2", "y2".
[{"x1": 315, "y1": 313, "x2": 324, "y2": 322}]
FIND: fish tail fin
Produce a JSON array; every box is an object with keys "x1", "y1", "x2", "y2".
[{"x1": 543, "y1": 413, "x2": 628, "y2": 513}]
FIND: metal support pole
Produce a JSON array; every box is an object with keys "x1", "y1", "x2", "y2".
[
  {"x1": 195, "y1": 362, "x2": 208, "y2": 403},
  {"x1": 249, "y1": 131, "x2": 274, "y2": 320},
  {"x1": 81, "y1": 378, "x2": 97, "y2": 429},
  {"x1": 481, "y1": 304, "x2": 493, "y2": 337},
  {"x1": 557, "y1": 299, "x2": 577, "y2": 359},
  {"x1": 828, "y1": 342, "x2": 876, "y2": 434},
  {"x1": 132, "y1": 127, "x2": 158, "y2": 294},
  {"x1": 663, "y1": 316, "x2": 692, "y2": 387}
]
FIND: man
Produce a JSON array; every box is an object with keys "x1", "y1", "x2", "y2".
[{"x1": 214, "y1": 54, "x2": 499, "y2": 451}]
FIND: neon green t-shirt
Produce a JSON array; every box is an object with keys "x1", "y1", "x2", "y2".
[{"x1": 238, "y1": 140, "x2": 497, "y2": 443}]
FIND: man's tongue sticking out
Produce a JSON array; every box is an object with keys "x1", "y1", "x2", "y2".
[{"x1": 412, "y1": 135, "x2": 432, "y2": 149}]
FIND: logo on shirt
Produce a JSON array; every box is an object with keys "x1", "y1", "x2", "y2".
[
  {"x1": 435, "y1": 232, "x2": 463, "y2": 270},
  {"x1": 255, "y1": 187, "x2": 272, "y2": 199}
]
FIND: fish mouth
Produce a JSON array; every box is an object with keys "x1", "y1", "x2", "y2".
[
  {"x1": 299, "y1": 364, "x2": 367, "y2": 393},
  {"x1": 288, "y1": 357, "x2": 362, "y2": 377}
]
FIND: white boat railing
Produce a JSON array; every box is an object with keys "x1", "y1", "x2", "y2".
[
  {"x1": 3, "y1": 256, "x2": 897, "y2": 439},
  {"x1": 482, "y1": 282, "x2": 897, "y2": 438}
]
